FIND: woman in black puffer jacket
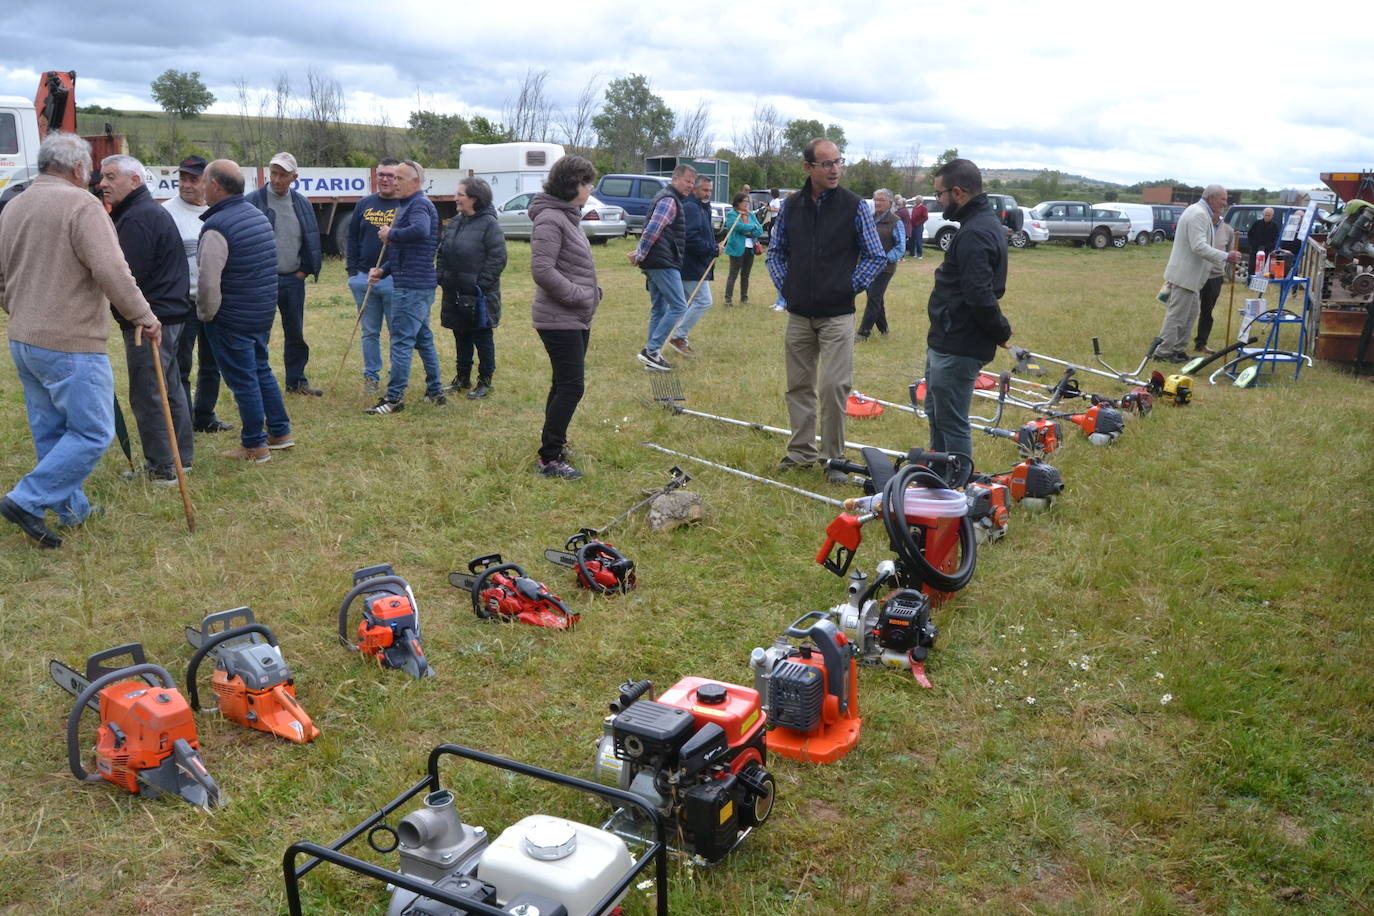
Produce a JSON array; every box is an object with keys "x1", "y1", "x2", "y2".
[{"x1": 438, "y1": 176, "x2": 507, "y2": 398}]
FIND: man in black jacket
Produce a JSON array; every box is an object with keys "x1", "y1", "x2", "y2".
[
  {"x1": 1246, "y1": 207, "x2": 1281, "y2": 276},
  {"x1": 99, "y1": 154, "x2": 193, "y2": 484},
  {"x1": 924, "y1": 158, "x2": 1012, "y2": 461}
]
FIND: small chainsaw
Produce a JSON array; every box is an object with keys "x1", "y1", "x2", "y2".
[
  {"x1": 450, "y1": 554, "x2": 579, "y2": 629},
  {"x1": 337, "y1": 564, "x2": 434, "y2": 679},
  {"x1": 186, "y1": 608, "x2": 319, "y2": 743},
  {"x1": 544, "y1": 529, "x2": 637, "y2": 595},
  {"x1": 50, "y1": 643, "x2": 222, "y2": 809}
]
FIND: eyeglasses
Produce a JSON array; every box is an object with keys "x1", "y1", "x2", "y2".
[
  {"x1": 935, "y1": 187, "x2": 957, "y2": 199},
  {"x1": 809, "y1": 157, "x2": 845, "y2": 170}
]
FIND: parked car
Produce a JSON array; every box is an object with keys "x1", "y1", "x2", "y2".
[
  {"x1": 1151, "y1": 205, "x2": 1185, "y2": 242},
  {"x1": 917, "y1": 195, "x2": 1020, "y2": 251},
  {"x1": 1011, "y1": 206, "x2": 1050, "y2": 249},
  {"x1": 1026, "y1": 200, "x2": 1128, "y2": 249},
  {"x1": 1096, "y1": 202, "x2": 1155, "y2": 245},
  {"x1": 592, "y1": 174, "x2": 670, "y2": 232},
  {"x1": 1093, "y1": 208, "x2": 1133, "y2": 248},
  {"x1": 496, "y1": 191, "x2": 627, "y2": 243}
]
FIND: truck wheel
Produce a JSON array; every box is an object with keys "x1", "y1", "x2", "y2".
[
  {"x1": 1089, "y1": 228, "x2": 1111, "y2": 250},
  {"x1": 936, "y1": 228, "x2": 956, "y2": 252},
  {"x1": 1009, "y1": 230, "x2": 1030, "y2": 249},
  {"x1": 1151, "y1": 229, "x2": 1166, "y2": 243},
  {"x1": 1111, "y1": 233, "x2": 1127, "y2": 249},
  {"x1": 330, "y1": 208, "x2": 354, "y2": 257},
  {"x1": 1135, "y1": 231, "x2": 1151, "y2": 246}
]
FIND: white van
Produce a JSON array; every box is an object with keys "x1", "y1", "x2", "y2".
[
  {"x1": 458, "y1": 141, "x2": 566, "y2": 199},
  {"x1": 1094, "y1": 202, "x2": 1155, "y2": 245}
]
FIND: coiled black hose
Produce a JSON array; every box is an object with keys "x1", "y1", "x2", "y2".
[{"x1": 881, "y1": 462, "x2": 977, "y2": 593}]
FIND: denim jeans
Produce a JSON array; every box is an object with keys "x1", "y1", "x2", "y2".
[
  {"x1": 673, "y1": 278, "x2": 713, "y2": 341},
  {"x1": 642, "y1": 268, "x2": 689, "y2": 352},
  {"x1": 923, "y1": 347, "x2": 985, "y2": 460},
  {"x1": 7, "y1": 341, "x2": 114, "y2": 526},
  {"x1": 348, "y1": 272, "x2": 394, "y2": 383},
  {"x1": 453, "y1": 327, "x2": 496, "y2": 381},
  {"x1": 204, "y1": 322, "x2": 291, "y2": 449},
  {"x1": 275, "y1": 273, "x2": 310, "y2": 387},
  {"x1": 387, "y1": 286, "x2": 442, "y2": 402},
  {"x1": 176, "y1": 311, "x2": 223, "y2": 426},
  {"x1": 537, "y1": 328, "x2": 589, "y2": 463}
]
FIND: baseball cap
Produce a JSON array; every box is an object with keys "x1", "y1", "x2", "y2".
[
  {"x1": 270, "y1": 152, "x2": 298, "y2": 173},
  {"x1": 178, "y1": 155, "x2": 207, "y2": 176}
]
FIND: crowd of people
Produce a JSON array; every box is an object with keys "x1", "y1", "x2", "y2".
[{"x1": 1, "y1": 129, "x2": 1032, "y2": 547}]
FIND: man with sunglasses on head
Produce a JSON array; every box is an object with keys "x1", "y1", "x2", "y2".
[
  {"x1": 766, "y1": 138, "x2": 886, "y2": 485},
  {"x1": 923, "y1": 158, "x2": 1012, "y2": 463}
]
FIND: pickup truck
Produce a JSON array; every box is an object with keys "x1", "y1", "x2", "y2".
[{"x1": 1026, "y1": 200, "x2": 1129, "y2": 249}]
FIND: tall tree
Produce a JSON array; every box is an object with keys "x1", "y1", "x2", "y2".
[
  {"x1": 150, "y1": 69, "x2": 216, "y2": 119},
  {"x1": 559, "y1": 73, "x2": 601, "y2": 156},
  {"x1": 505, "y1": 68, "x2": 553, "y2": 142},
  {"x1": 671, "y1": 99, "x2": 713, "y2": 158},
  {"x1": 930, "y1": 147, "x2": 960, "y2": 172},
  {"x1": 734, "y1": 102, "x2": 784, "y2": 162},
  {"x1": 782, "y1": 118, "x2": 847, "y2": 159},
  {"x1": 591, "y1": 74, "x2": 674, "y2": 173}
]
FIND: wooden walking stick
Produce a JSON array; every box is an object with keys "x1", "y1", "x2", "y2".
[
  {"x1": 685, "y1": 207, "x2": 748, "y2": 308},
  {"x1": 330, "y1": 240, "x2": 389, "y2": 394},
  {"x1": 136, "y1": 327, "x2": 195, "y2": 533},
  {"x1": 1223, "y1": 228, "x2": 1240, "y2": 345}
]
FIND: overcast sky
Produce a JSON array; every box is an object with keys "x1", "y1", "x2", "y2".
[{"x1": 4, "y1": 0, "x2": 1369, "y2": 191}]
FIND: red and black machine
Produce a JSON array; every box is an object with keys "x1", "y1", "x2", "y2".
[
  {"x1": 339, "y1": 564, "x2": 434, "y2": 678},
  {"x1": 450, "y1": 555, "x2": 578, "y2": 630}
]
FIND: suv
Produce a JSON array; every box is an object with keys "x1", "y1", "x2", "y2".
[
  {"x1": 592, "y1": 174, "x2": 670, "y2": 232},
  {"x1": 922, "y1": 193, "x2": 1022, "y2": 252},
  {"x1": 1026, "y1": 200, "x2": 1128, "y2": 249},
  {"x1": 1150, "y1": 205, "x2": 1184, "y2": 242}
]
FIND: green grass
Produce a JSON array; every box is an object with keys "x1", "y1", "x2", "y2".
[{"x1": 1, "y1": 239, "x2": 1371, "y2": 914}]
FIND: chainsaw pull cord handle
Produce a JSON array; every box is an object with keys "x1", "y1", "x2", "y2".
[
  {"x1": 185, "y1": 623, "x2": 278, "y2": 712},
  {"x1": 337, "y1": 575, "x2": 412, "y2": 647},
  {"x1": 469, "y1": 563, "x2": 527, "y2": 618},
  {"x1": 882, "y1": 463, "x2": 977, "y2": 594},
  {"x1": 67, "y1": 663, "x2": 176, "y2": 783}
]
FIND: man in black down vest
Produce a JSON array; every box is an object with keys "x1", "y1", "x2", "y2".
[
  {"x1": 924, "y1": 158, "x2": 1012, "y2": 463},
  {"x1": 765, "y1": 138, "x2": 886, "y2": 485}
]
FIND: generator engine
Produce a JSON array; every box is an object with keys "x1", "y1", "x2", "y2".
[
  {"x1": 593, "y1": 677, "x2": 775, "y2": 864},
  {"x1": 828, "y1": 562, "x2": 939, "y2": 687},
  {"x1": 749, "y1": 612, "x2": 862, "y2": 763}
]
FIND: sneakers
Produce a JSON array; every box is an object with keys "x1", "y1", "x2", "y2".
[
  {"x1": 467, "y1": 379, "x2": 491, "y2": 399},
  {"x1": 363, "y1": 377, "x2": 380, "y2": 394},
  {"x1": 537, "y1": 457, "x2": 583, "y2": 480},
  {"x1": 825, "y1": 467, "x2": 850, "y2": 486},
  {"x1": 423, "y1": 392, "x2": 448, "y2": 406},
  {"x1": 777, "y1": 456, "x2": 814, "y2": 473},
  {"x1": 149, "y1": 467, "x2": 181, "y2": 487},
  {"x1": 267, "y1": 434, "x2": 295, "y2": 449},
  {"x1": 771, "y1": 303, "x2": 786, "y2": 312},
  {"x1": 1, "y1": 496, "x2": 62, "y2": 548},
  {"x1": 724, "y1": 297, "x2": 733, "y2": 306},
  {"x1": 855, "y1": 331, "x2": 870, "y2": 341},
  {"x1": 365, "y1": 398, "x2": 404, "y2": 414},
  {"x1": 446, "y1": 374, "x2": 471, "y2": 393},
  {"x1": 222, "y1": 445, "x2": 271, "y2": 462},
  {"x1": 194, "y1": 418, "x2": 234, "y2": 433},
  {"x1": 637, "y1": 348, "x2": 674, "y2": 372},
  {"x1": 667, "y1": 337, "x2": 694, "y2": 357},
  {"x1": 286, "y1": 383, "x2": 323, "y2": 396}
]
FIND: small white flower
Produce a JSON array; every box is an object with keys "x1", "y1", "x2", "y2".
[
  {"x1": 1160, "y1": 693, "x2": 1173, "y2": 705},
  {"x1": 1019, "y1": 659, "x2": 1028, "y2": 667},
  {"x1": 991, "y1": 666, "x2": 999, "y2": 672},
  {"x1": 1026, "y1": 696, "x2": 1036, "y2": 705},
  {"x1": 1154, "y1": 671, "x2": 1165, "y2": 680},
  {"x1": 1069, "y1": 660, "x2": 1079, "y2": 669}
]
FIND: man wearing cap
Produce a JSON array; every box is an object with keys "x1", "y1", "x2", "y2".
[
  {"x1": 98, "y1": 154, "x2": 194, "y2": 486},
  {"x1": 164, "y1": 155, "x2": 232, "y2": 434},
  {"x1": 247, "y1": 152, "x2": 322, "y2": 395}
]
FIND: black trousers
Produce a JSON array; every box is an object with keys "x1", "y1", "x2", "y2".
[
  {"x1": 1196, "y1": 275, "x2": 1223, "y2": 347},
  {"x1": 858, "y1": 270, "x2": 895, "y2": 335},
  {"x1": 537, "y1": 328, "x2": 589, "y2": 463},
  {"x1": 176, "y1": 312, "x2": 223, "y2": 426},
  {"x1": 725, "y1": 252, "x2": 753, "y2": 302}
]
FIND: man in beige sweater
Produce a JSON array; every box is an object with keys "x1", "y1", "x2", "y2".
[{"x1": 0, "y1": 132, "x2": 161, "y2": 548}]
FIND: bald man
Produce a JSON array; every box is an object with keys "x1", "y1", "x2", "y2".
[
  {"x1": 1247, "y1": 206, "x2": 1281, "y2": 276},
  {"x1": 1156, "y1": 185, "x2": 1240, "y2": 362}
]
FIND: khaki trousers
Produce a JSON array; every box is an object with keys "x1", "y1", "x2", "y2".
[{"x1": 783, "y1": 312, "x2": 854, "y2": 463}]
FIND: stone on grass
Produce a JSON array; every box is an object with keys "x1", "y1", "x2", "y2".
[{"x1": 647, "y1": 490, "x2": 703, "y2": 531}]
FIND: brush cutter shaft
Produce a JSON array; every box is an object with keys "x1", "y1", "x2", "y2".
[
  {"x1": 642, "y1": 442, "x2": 846, "y2": 507},
  {"x1": 677, "y1": 407, "x2": 903, "y2": 458},
  {"x1": 1013, "y1": 346, "x2": 1150, "y2": 387}
]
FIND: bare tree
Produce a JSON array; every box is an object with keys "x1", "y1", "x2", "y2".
[
  {"x1": 505, "y1": 68, "x2": 553, "y2": 142},
  {"x1": 558, "y1": 73, "x2": 601, "y2": 156},
  {"x1": 367, "y1": 107, "x2": 395, "y2": 161},
  {"x1": 234, "y1": 77, "x2": 272, "y2": 165},
  {"x1": 297, "y1": 67, "x2": 351, "y2": 165},
  {"x1": 734, "y1": 101, "x2": 784, "y2": 161},
  {"x1": 671, "y1": 99, "x2": 712, "y2": 158},
  {"x1": 271, "y1": 73, "x2": 293, "y2": 155}
]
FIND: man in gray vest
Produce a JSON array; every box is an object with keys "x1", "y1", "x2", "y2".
[{"x1": 856, "y1": 188, "x2": 906, "y2": 339}]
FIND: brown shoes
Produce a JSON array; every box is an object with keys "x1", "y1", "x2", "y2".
[
  {"x1": 266, "y1": 434, "x2": 295, "y2": 450},
  {"x1": 222, "y1": 445, "x2": 271, "y2": 462}
]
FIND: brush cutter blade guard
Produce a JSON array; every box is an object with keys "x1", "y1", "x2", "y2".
[
  {"x1": 845, "y1": 392, "x2": 884, "y2": 418},
  {"x1": 454, "y1": 555, "x2": 579, "y2": 629}
]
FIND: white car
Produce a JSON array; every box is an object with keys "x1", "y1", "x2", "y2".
[
  {"x1": 496, "y1": 192, "x2": 627, "y2": 243},
  {"x1": 1011, "y1": 207, "x2": 1050, "y2": 249}
]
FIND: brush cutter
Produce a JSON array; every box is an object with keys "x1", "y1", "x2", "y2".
[
  {"x1": 973, "y1": 371, "x2": 1124, "y2": 445},
  {"x1": 972, "y1": 455, "x2": 1065, "y2": 512},
  {"x1": 1010, "y1": 336, "x2": 1159, "y2": 388},
  {"x1": 545, "y1": 530, "x2": 637, "y2": 595},
  {"x1": 185, "y1": 607, "x2": 319, "y2": 744},
  {"x1": 649, "y1": 372, "x2": 904, "y2": 459},
  {"x1": 826, "y1": 560, "x2": 939, "y2": 687},
  {"x1": 1091, "y1": 335, "x2": 1163, "y2": 386},
  {"x1": 903, "y1": 373, "x2": 1063, "y2": 457},
  {"x1": 642, "y1": 442, "x2": 847, "y2": 507},
  {"x1": 338, "y1": 564, "x2": 434, "y2": 678},
  {"x1": 844, "y1": 392, "x2": 884, "y2": 418},
  {"x1": 50, "y1": 643, "x2": 222, "y2": 809},
  {"x1": 450, "y1": 555, "x2": 578, "y2": 630},
  {"x1": 594, "y1": 676, "x2": 775, "y2": 864},
  {"x1": 748, "y1": 611, "x2": 862, "y2": 764},
  {"x1": 989, "y1": 366, "x2": 1150, "y2": 417}
]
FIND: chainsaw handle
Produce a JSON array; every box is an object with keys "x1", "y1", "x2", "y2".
[
  {"x1": 185, "y1": 623, "x2": 277, "y2": 711},
  {"x1": 470, "y1": 563, "x2": 526, "y2": 619},
  {"x1": 337, "y1": 575, "x2": 412, "y2": 647},
  {"x1": 83, "y1": 642, "x2": 149, "y2": 682},
  {"x1": 189, "y1": 607, "x2": 257, "y2": 645},
  {"x1": 67, "y1": 663, "x2": 176, "y2": 783}
]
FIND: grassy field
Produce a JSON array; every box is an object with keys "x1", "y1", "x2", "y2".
[{"x1": 1, "y1": 238, "x2": 1371, "y2": 915}]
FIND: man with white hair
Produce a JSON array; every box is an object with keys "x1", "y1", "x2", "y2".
[
  {"x1": 1156, "y1": 184, "x2": 1240, "y2": 363},
  {"x1": 855, "y1": 188, "x2": 906, "y2": 340},
  {"x1": 0, "y1": 133, "x2": 161, "y2": 547},
  {"x1": 99, "y1": 153, "x2": 194, "y2": 485}
]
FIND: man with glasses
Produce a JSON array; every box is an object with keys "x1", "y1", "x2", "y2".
[
  {"x1": 346, "y1": 158, "x2": 401, "y2": 391},
  {"x1": 923, "y1": 158, "x2": 1012, "y2": 461},
  {"x1": 766, "y1": 138, "x2": 886, "y2": 485}
]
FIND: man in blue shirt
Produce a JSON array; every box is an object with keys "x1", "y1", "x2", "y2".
[{"x1": 346, "y1": 158, "x2": 401, "y2": 392}]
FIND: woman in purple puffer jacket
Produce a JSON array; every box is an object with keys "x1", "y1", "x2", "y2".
[{"x1": 528, "y1": 155, "x2": 602, "y2": 479}]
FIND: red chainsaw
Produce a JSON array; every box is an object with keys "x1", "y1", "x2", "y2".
[
  {"x1": 186, "y1": 607, "x2": 319, "y2": 743},
  {"x1": 544, "y1": 529, "x2": 637, "y2": 595},
  {"x1": 50, "y1": 643, "x2": 222, "y2": 809},
  {"x1": 450, "y1": 554, "x2": 579, "y2": 629}
]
